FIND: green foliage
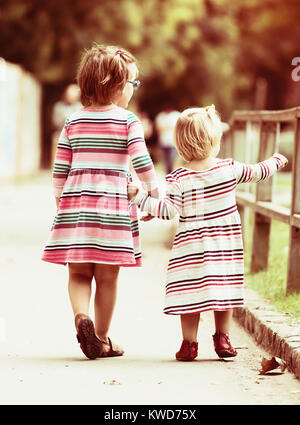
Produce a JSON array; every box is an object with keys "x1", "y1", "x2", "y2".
[
  {"x1": 231, "y1": 0, "x2": 300, "y2": 109},
  {"x1": 1, "y1": 0, "x2": 299, "y2": 116},
  {"x1": 0, "y1": 0, "x2": 127, "y2": 82}
]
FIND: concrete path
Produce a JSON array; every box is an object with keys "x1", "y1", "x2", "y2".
[{"x1": 1, "y1": 172, "x2": 300, "y2": 405}]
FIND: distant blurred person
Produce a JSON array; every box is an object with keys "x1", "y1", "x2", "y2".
[
  {"x1": 51, "y1": 84, "x2": 82, "y2": 165},
  {"x1": 155, "y1": 107, "x2": 180, "y2": 174},
  {"x1": 52, "y1": 84, "x2": 82, "y2": 131}
]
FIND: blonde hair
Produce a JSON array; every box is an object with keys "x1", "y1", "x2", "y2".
[
  {"x1": 174, "y1": 105, "x2": 223, "y2": 161},
  {"x1": 76, "y1": 44, "x2": 137, "y2": 107}
]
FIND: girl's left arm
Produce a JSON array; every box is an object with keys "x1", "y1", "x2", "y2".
[
  {"x1": 130, "y1": 174, "x2": 182, "y2": 220},
  {"x1": 233, "y1": 153, "x2": 288, "y2": 184},
  {"x1": 127, "y1": 112, "x2": 159, "y2": 199},
  {"x1": 52, "y1": 119, "x2": 72, "y2": 201}
]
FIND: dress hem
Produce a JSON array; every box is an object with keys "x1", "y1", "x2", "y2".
[
  {"x1": 163, "y1": 304, "x2": 245, "y2": 315},
  {"x1": 41, "y1": 258, "x2": 142, "y2": 267}
]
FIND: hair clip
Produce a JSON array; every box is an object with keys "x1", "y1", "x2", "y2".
[
  {"x1": 205, "y1": 104, "x2": 215, "y2": 118},
  {"x1": 115, "y1": 50, "x2": 123, "y2": 57}
]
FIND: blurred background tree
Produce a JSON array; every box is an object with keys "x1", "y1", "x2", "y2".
[{"x1": 0, "y1": 0, "x2": 299, "y2": 167}]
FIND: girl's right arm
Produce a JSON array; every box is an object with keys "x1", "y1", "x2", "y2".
[
  {"x1": 52, "y1": 119, "x2": 72, "y2": 203},
  {"x1": 233, "y1": 153, "x2": 288, "y2": 184}
]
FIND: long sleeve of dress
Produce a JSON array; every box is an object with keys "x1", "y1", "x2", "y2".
[
  {"x1": 233, "y1": 153, "x2": 288, "y2": 184},
  {"x1": 127, "y1": 112, "x2": 159, "y2": 196},
  {"x1": 133, "y1": 174, "x2": 182, "y2": 220},
  {"x1": 52, "y1": 118, "x2": 72, "y2": 197}
]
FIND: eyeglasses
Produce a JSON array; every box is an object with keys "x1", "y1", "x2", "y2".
[{"x1": 128, "y1": 80, "x2": 141, "y2": 91}]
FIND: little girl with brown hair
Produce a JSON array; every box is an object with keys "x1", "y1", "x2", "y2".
[
  {"x1": 42, "y1": 44, "x2": 158, "y2": 359},
  {"x1": 128, "y1": 105, "x2": 287, "y2": 361}
]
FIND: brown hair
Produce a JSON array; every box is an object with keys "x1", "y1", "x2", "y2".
[
  {"x1": 174, "y1": 105, "x2": 223, "y2": 161},
  {"x1": 76, "y1": 44, "x2": 137, "y2": 107}
]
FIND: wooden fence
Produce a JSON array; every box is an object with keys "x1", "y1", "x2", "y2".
[{"x1": 220, "y1": 106, "x2": 300, "y2": 294}]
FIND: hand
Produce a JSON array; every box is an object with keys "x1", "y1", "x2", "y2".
[
  {"x1": 127, "y1": 182, "x2": 139, "y2": 200},
  {"x1": 55, "y1": 197, "x2": 60, "y2": 209},
  {"x1": 140, "y1": 214, "x2": 155, "y2": 222}
]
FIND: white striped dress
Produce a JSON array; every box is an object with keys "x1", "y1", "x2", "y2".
[{"x1": 133, "y1": 154, "x2": 287, "y2": 315}]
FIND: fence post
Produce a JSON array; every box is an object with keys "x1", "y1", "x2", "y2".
[
  {"x1": 232, "y1": 121, "x2": 247, "y2": 242},
  {"x1": 239, "y1": 121, "x2": 253, "y2": 245},
  {"x1": 286, "y1": 118, "x2": 300, "y2": 294},
  {"x1": 250, "y1": 122, "x2": 278, "y2": 273}
]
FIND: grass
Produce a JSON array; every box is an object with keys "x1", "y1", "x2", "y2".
[{"x1": 244, "y1": 213, "x2": 300, "y2": 318}]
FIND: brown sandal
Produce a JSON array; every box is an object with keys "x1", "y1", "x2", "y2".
[
  {"x1": 75, "y1": 313, "x2": 103, "y2": 360},
  {"x1": 98, "y1": 337, "x2": 124, "y2": 358}
]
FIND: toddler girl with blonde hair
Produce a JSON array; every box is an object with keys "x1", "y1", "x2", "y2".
[{"x1": 128, "y1": 105, "x2": 287, "y2": 361}]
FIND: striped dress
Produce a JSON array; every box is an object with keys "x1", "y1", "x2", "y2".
[
  {"x1": 42, "y1": 106, "x2": 158, "y2": 266},
  {"x1": 133, "y1": 154, "x2": 287, "y2": 315}
]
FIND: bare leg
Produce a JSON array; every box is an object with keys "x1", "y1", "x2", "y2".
[
  {"x1": 214, "y1": 310, "x2": 233, "y2": 334},
  {"x1": 180, "y1": 313, "x2": 201, "y2": 342},
  {"x1": 68, "y1": 262, "x2": 94, "y2": 316},
  {"x1": 93, "y1": 263, "x2": 120, "y2": 342}
]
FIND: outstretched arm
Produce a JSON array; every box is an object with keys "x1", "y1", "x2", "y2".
[{"x1": 233, "y1": 153, "x2": 288, "y2": 184}]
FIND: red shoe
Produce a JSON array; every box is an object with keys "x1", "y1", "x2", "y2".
[
  {"x1": 213, "y1": 331, "x2": 237, "y2": 358},
  {"x1": 176, "y1": 340, "x2": 198, "y2": 361}
]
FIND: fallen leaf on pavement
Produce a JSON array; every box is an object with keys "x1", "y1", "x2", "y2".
[
  {"x1": 103, "y1": 379, "x2": 122, "y2": 386},
  {"x1": 259, "y1": 356, "x2": 287, "y2": 375}
]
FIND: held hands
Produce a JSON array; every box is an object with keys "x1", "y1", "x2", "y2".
[
  {"x1": 140, "y1": 214, "x2": 155, "y2": 222},
  {"x1": 127, "y1": 182, "x2": 155, "y2": 222},
  {"x1": 127, "y1": 182, "x2": 139, "y2": 200}
]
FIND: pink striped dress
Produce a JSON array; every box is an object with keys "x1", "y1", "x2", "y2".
[
  {"x1": 133, "y1": 154, "x2": 287, "y2": 314},
  {"x1": 42, "y1": 106, "x2": 158, "y2": 266}
]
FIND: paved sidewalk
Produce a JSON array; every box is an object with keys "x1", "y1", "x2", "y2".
[{"x1": 0, "y1": 172, "x2": 300, "y2": 405}]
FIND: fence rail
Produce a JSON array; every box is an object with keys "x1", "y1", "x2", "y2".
[{"x1": 221, "y1": 106, "x2": 300, "y2": 294}]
